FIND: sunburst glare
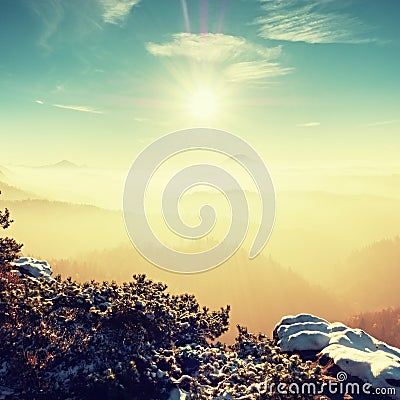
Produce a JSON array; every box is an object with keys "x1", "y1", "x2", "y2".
[{"x1": 188, "y1": 87, "x2": 219, "y2": 119}]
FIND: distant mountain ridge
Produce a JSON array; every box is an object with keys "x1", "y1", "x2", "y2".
[
  {"x1": 0, "y1": 180, "x2": 38, "y2": 201},
  {"x1": 347, "y1": 306, "x2": 400, "y2": 348},
  {"x1": 38, "y1": 160, "x2": 80, "y2": 169},
  {"x1": 3, "y1": 198, "x2": 126, "y2": 259},
  {"x1": 334, "y1": 237, "x2": 400, "y2": 311},
  {"x1": 0, "y1": 164, "x2": 12, "y2": 180}
]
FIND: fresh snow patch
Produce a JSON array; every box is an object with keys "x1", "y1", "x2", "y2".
[
  {"x1": 168, "y1": 388, "x2": 189, "y2": 400},
  {"x1": 11, "y1": 257, "x2": 53, "y2": 281},
  {"x1": 274, "y1": 313, "x2": 400, "y2": 399}
]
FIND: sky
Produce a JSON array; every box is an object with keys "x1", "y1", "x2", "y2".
[{"x1": 1, "y1": 0, "x2": 400, "y2": 169}]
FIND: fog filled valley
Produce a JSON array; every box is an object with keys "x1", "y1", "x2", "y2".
[
  {"x1": 3, "y1": 0, "x2": 400, "y2": 397},
  {"x1": 1, "y1": 161, "x2": 400, "y2": 346}
]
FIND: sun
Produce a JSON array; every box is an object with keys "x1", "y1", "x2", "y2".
[{"x1": 189, "y1": 88, "x2": 219, "y2": 119}]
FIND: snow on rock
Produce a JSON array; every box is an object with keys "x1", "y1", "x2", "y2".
[
  {"x1": 274, "y1": 313, "x2": 400, "y2": 399},
  {"x1": 168, "y1": 388, "x2": 189, "y2": 400},
  {"x1": 274, "y1": 314, "x2": 347, "y2": 351},
  {"x1": 11, "y1": 257, "x2": 53, "y2": 281}
]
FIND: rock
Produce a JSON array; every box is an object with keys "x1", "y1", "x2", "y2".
[
  {"x1": 275, "y1": 313, "x2": 400, "y2": 400},
  {"x1": 11, "y1": 257, "x2": 53, "y2": 281}
]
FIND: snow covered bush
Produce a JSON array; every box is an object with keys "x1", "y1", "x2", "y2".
[{"x1": 0, "y1": 273, "x2": 230, "y2": 399}]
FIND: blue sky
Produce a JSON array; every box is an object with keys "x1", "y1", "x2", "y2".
[{"x1": 1, "y1": 0, "x2": 399, "y2": 167}]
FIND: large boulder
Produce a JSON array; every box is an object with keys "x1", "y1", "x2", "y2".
[{"x1": 274, "y1": 313, "x2": 400, "y2": 399}]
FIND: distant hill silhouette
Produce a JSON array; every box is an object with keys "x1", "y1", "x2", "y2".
[
  {"x1": 347, "y1": 306, "x2": 400, "y2": 348},
  {"x1": 0, "y1": 180, "x2": 38, "y2": 201},
  {"x1": 3, "y1": 199, "x2": 126, "y2": 259},
  {"x1": 51, "y1": 244, "x2": 351, "y2": 341},
  {"x1": 334, "y1": 237, "x2": 400, "y2": 311},
  {"x1": 38, "y1": 160, "x2": 80, "y2": 169},
  {"x1": 0, "y1": 164, "x2": 12, "y2": 180}
]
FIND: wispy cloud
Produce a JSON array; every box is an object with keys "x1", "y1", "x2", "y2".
[
  {"x1": 35, "y1": 100, "x2": 44, "y2": 105},
  {"x1": 366, "y1": 119, "x2": 398, "y2": 127},
  {"x1": 53, "y1": 104, "x2": 103, "y2": 114},
  {"x1": 28, "y1": 0, "x2": 104, "y2": 48},
  {"x1": 256, "y1": 0, "x2": 372, "y2": 44},
  {"x1": 297, "y1": 121, "x2": 320, "y2": 127},
  {"x1": 224, "y1": 61, "x2": 292, "y2": 82},
  {"x1": 147, "y1": 33, "x2": 281, "y2": 62},
  {"x1": 134, "y1": 117, "x2": 148, "y2": 122},
  {"x1": 147, "y1": 33, "x2": 292, "y2": 83},
  {"x1": 99, "y1": 0, "x2": 141, "y2": 24},
  {"x1": 28, "y1": 0, "x2": 64, "y2": 48}
]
